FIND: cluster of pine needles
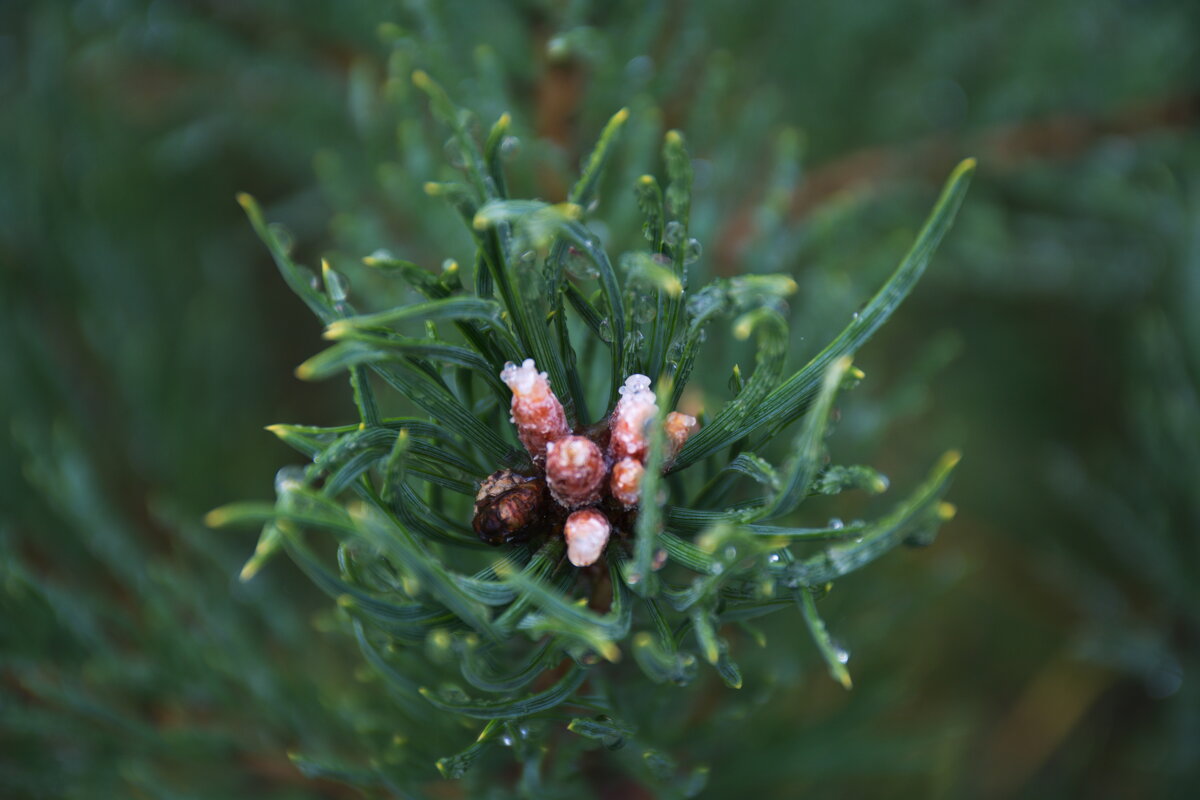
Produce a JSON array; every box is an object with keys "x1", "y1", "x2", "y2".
[{"x1": 209, "y1": 71, "x2": 973, "y2": 791}]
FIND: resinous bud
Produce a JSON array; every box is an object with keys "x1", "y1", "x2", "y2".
[
  {"x1": 664, "y1": 411, "x2": 698, "y2": 463},
  {"x1": 610, "y1": 457, "x2": 645, "y2": 508},
  {"x1": 564, "y1": 508, "x2": 612, "y2": 567},
  {"x1": 545, "y1": 435, "x2": 606, "y2": 509},
  {"x1": 501, "y1": 358, "x2": 570, "y2": 463},
  {"x1": 608, "y1": 374, "x2": 658, "y2": 462}
]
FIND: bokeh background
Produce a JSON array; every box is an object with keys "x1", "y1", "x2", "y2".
[{"x1": 2, "y1": 0, "x2": 1198, "y2": 797}]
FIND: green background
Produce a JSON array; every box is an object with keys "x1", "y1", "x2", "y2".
[{"x1": 2, "y1": 0, "x2": 1198, "y2": 796}]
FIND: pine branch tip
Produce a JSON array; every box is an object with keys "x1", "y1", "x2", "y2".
[
  {"x1": 557, "y1": 202, "x2": 584, "y2": 221},
  {"x1": 238, "y1": 559, "x2": 260, "y2": 582}
]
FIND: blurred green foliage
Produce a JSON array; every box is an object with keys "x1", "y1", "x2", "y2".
[{"x1": 2, "y1": 0, "x2": 1198, "y2": 797}]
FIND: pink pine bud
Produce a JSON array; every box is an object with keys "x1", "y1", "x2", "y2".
[
  {"x1": 664, "y1": 411, "x2": 698, "y2": 462},
  {"x1": 545, "y1": 435, "x2": 606, "y2": 509},
  {"x1": 609, "y1": 456, "x2": 645, "y2": 508},
  {"x1": 608, "y1": 374, "x2": 658, "y2": 462},
  {"x1": 501, "y1": 358, "x2": 570, "y2": 463},
  {"x1": 564, "y1": 508, "x2": 611, "y2": 567}
]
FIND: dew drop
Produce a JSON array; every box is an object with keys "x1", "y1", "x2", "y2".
[
  {"x1": 685, "y1": 289, "x2": 721, "y2": 318},
  {"x1": 683, "y1": 238, "x2": 703, "y2": 264},
  {"x1": 297, "y1": 266, "x2": 320, "y2": 292},
  {"x1": 325, "y1": 268, "x2": 350, "y2": 302},
  {"x1": 499, "y1": 135, "x2": 521, "y2": 161},
  {"x1": 767, "y1": 553, "x2": 782, "y2": 564},
  {"x1": 598, "y1": 318, "x2": 614, "y2": 343},
  {"x1": 441, "y1": 686, "x2": 470, "y2": 702},
  {"x1": 268, "y1": 222, "x2": 294, "y2": 255},
  {"x1": 500, "y1": 734, "x2": 514, "y2": 747},
  {"x1": 828, "y1": 517, "x2": 844, "y2": 530},
  {"x1": 274, "y1": 465, "x2": 306, "y2": 496},
  {"x1": 564, "y1": 246, "x2": 599, "y2": 279},
  {"x1": 664, "y1": 220, "x2": 685, "y2": 246},
  {"x1": 634, "y1": 302, "x2": 657, "y2": 324}
]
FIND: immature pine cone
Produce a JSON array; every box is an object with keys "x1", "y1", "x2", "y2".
[{"x1": 483, "y1": 360, "x2": 699, "y2": 567}]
